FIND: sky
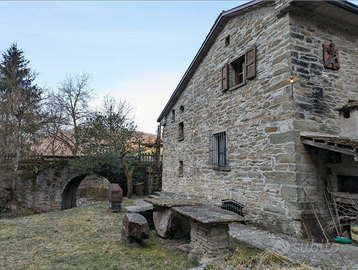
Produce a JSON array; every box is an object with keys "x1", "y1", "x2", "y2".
[{"x1": 1, "y1": 1, "x2": 358, "y2": 134}]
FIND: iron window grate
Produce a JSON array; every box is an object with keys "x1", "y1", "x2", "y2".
[
  {"x1": 211, "y1": 131, "x2": 228, "y2": 167},
  {"x1": 221, "y1": 199, "x2": 244, "y2": 216}
]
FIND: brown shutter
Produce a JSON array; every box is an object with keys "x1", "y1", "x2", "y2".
[
  {"x1": 221, "y1": 63, "x2": 229, "y2": 91},
  {"x1": 323, "y1": 43, "x2": 339, "y2": 70},
  {"x1": 245, "y1": 46, "x2": 256, "y2": 79}
]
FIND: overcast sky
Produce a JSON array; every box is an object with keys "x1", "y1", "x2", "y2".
[{"x1": 1, "y1": 1, "x2": 357, "y2": 134}]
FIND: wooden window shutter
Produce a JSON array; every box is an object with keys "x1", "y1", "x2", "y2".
[
  {"x1": 245, "y1": 46, "x2": 256, "y2": 79},
  {"x1": 323, "y1": 43, "x2": 339, "y2": 70},
  {"x1": 221, "y1": 63, "x2": 229, "y2": 91}
]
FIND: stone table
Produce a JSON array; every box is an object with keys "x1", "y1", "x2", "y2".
[
  {"x1": 172, "y1": 206, "x2": 246, "y2": 262},
  {"x1": 143, "y1": 198, "x2": 201, "y2": 238},
  {"x1": 144, "y1": 198, "x2": 201, "y2": 208}
]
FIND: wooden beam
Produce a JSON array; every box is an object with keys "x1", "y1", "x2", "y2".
[{"x1": 302, "y1": 139, "x2": 358, "y2": 159}]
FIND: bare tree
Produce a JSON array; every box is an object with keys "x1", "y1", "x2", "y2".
[
  {"x1": 50, "y1": 72, "x2": 94, "y2": 156},
  {"x1": 41, "y1": 91, "x2": 66, "y2": 155}
]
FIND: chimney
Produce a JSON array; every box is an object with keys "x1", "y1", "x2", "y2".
[{"x1": 338, "y1": 100, "x2": 358, "y2": 139}]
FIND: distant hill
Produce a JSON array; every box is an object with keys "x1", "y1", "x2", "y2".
[{"x1": 34, "y1": 131, "x2": 158, "y2": 156}]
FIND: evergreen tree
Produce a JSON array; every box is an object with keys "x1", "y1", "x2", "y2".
[{"x1": 0, "y1": 43, "x2": 44, "y2": 171}]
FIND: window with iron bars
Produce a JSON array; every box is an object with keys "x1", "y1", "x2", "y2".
[
  {"x1": 211, "y1": 131, "x2": 228, "y2": 167},
  {"x1": 221, "y1": 199, "x2": 244, "y2": 216}
]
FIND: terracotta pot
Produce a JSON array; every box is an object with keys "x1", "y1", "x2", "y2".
[{"x1": 134, "y1": 182, "x2": 145, "y2": 196}]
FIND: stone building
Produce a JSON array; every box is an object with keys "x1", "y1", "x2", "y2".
[{"x1": 157, "y1": 0, "x2": 358, "y2": 237}]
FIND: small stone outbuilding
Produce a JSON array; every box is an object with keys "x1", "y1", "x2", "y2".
[{"x1": 157, "y1": 0, "x2": 358, "y2": 238}]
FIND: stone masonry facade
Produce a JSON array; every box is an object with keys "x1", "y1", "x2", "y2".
[{"x1": 159, "y1": 0, "x2": 358, "y2": 237}]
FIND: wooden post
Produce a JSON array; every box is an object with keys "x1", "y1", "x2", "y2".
[
  {"x1": 304, "y1": 189, "x2": 330, "y2": 243},
  {"x1": 321, "y1": 161, "x2": 342, "y2": 236}
]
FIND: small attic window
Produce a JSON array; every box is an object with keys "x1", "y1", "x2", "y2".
[
  {"x1": 344, "y1": 109, "x2": 350, "y2": 119},
  {"x1": 171, "y1": 109, "x2": 175, "y2": 122},
  {"x1": 225, "y1": 35, "x2": 230, "y2": 47}
]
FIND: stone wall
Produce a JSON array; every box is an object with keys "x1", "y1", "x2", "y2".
[
  {"x1": 288, "y1": 8, "x2": 358, "y2": 226},
  {"x1": 190, "y1": 222, "x2": 231, "y2": 258},
  {"x1": 0, "y1": 165, "x2": 18, "y2": 208},
  {"x1": 161, "y1": 1, "x2": 358, "y2": 237},
  {"x1": 14, "y1": 163, "x2": 86, "y2": 212}
]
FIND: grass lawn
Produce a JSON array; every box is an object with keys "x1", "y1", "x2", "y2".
[{"x1": 0, "y1": 200, "x2": 195, "y2": 270}]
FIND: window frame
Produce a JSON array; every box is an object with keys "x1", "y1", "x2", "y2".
[
  {"x1": 211, "y1": 131, "x2": 229, "y2": 170},
  {"x1": 231, "y1": 56, "x2": 246, "y2": 86},
  {"x1": 221, "y1": 46, "x2": 256, "y2": 92},
  {"x1": 178, "y1": 122, "x2": 184, "y2": 141}
]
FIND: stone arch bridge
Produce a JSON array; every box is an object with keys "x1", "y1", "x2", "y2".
[
  {"x1": 13, "y1": 156, "x2": 89, "y2": 212},
  {"x1": 7, "y1": 154, "x2": 161, "y2": 213}
]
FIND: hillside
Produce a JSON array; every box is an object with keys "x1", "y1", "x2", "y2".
[{"x1": 34, "y1": 131, "x2": 157, "y2": 156}]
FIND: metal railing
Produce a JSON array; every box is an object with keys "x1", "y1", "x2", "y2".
[{"x1": 2, "y1": 153, "x2": 43, "y2": 164}]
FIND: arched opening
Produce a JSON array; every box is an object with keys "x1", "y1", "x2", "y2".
[
  {"x1": 61, "y1": 174, "x2": 128, "y2": 210},
  {"x1": 61, "y1": 174, "x2": 87, "y2": 210},
  {"x1": 77, "y1": 175, "x2": 112, "y2": 206}
]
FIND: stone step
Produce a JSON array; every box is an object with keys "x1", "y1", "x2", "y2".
[
  {"x1": 149, "y1": 191, "x2": 161, "y2": 198},
  {"x1": 152, "y1": 191, "x2": 161, "y2": 196}
]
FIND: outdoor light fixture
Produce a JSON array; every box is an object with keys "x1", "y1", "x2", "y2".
[{"x1": 286, "y1": 66, "x2": 297, "y2": 99}]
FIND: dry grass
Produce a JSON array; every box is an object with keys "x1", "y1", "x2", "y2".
[
  {"x1": 0, "y1": 200, "x2": 194, "y2": 270},
  {"x1": 204, "y1": 244, "x2": 317, "y2": 270}
]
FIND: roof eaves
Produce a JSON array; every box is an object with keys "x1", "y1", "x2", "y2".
[
  {"x1": 157, "y1": 0, "x2": 264, "y2": 123},
  {"x1": 324, "y1": 0, "x2": 358, "y2": 15}
]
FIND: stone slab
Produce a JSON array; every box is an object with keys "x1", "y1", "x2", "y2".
[
  {"x1": 144, "y1": 197, "x2": 201, "y2": 208},
  {"x1": 172, "y1": 206, "x2": 246, "y2": 224},
  {"x1": 122, "y1": 213, "x2": 150, "y2": 240},
  {"x1": 125, "y1": 200, "x2": 153, "y2": 213}
]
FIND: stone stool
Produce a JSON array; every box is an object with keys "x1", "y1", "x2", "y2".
[{"x1": 122, "y1": 213, "x2": 150, "y2": 244}]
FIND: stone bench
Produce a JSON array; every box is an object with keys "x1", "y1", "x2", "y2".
[
  {"x1": 143, "y1": 198, "x2": 200, "y2": 238},
  {"x1": 125, "y1": 200, "x2": 154, "y2": 228},
  {"x1": 122, "y1": 213, "x2": 150, "y2": 244},
  {"x1": 172, "y1": 205, "x2": 246, "y2": 263}
]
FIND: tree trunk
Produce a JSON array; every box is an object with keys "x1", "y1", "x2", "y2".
[
  {"x1": 15, "y1": 119, "x2": 22, "y2": 172},
  {"x1": 51, "y1": 139, "x2": 55, "y2": 156},
  {"x1": 120, "y1": 152, "x2": 133, "y2": 199}
]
